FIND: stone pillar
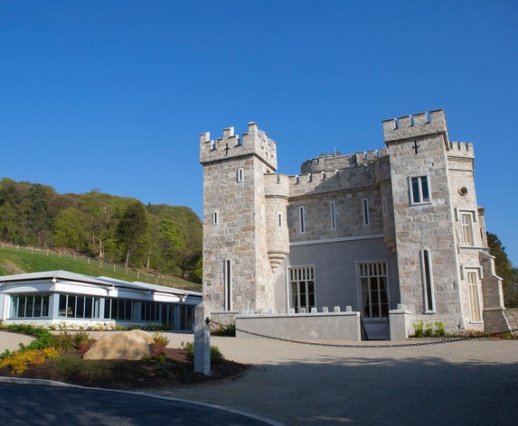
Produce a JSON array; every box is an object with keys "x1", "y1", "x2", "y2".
[
  {"x1": 389, "y1": 304, "x2": 412, "y2": 340},
  {"x1": 194, "y1": 303, "x2": 211, "y2": 375}
]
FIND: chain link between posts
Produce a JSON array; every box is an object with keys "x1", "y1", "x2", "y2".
[{"x1": 206, "y1": 318, "x2": 518, "y2": 349}]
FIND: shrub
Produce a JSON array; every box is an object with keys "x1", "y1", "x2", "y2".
[
  {"x1": 0, "y1": 347, "x2": 59, "y2": 374},
  {"x1": 183, "y1": 342, "x2": 225, "y2": 364},
  {"x1": 150, "y1": 332, "x2": 169, "y2": 358},
  {"x1": 424, "y1": 323, "x2": 434, "y2": 337},
  {"x1": 434, "y1": 321, "x2": 446, "y2": 336},
  {"x1": 211, "y1": 323, "x2": 236, "y2": 337},
  {"x1": 413, "y1": 321, "x2": 424, "y2": 337}
]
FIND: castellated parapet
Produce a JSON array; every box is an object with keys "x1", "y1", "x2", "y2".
[
  {"x1": 200, "y1": 122, "x2": 277, "y2": 171},
  {"x1": 382, "y1": 109, "x2": 448, "y2": 143}
]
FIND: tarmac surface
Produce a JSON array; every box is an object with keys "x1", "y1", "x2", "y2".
[{"x1": 2, "y1": 331, "x2": 518, "y2": 425}]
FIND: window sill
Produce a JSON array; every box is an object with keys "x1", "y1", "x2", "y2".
[{"x1": 410, "y1": 201, "x2": 432, "y2": 207}]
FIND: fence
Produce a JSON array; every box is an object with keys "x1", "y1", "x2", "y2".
[{"x1": 0, "y1": 241, "x2": 199, "y2": 290}]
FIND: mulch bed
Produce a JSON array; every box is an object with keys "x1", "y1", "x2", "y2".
[{"x1": 0, "y1": 348, "x2": 247, "y2": 390}]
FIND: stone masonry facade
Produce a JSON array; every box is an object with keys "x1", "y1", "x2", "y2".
[{"x1": 200, "y1": 110, "x2": 510, "y2": 336}]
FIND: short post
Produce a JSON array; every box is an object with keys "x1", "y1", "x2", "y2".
[{"x1": 194, "y1": 303, "x2": 211, "y2": 375}]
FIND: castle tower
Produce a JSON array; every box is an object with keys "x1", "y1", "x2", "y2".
[
  {"x1": 383, "y1": 110, "x2": 465, "y2": 329},
  {"x1": 200, "y1": 123, "x2": 278, "y2": 320}
]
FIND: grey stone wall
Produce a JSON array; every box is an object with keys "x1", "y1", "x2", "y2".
[
  {"x1": 236, "y1": 312, "x2": 361, "y2": 341},
  {"x1": 384, "y1": 110, "x2": 463, "y2": 331}
]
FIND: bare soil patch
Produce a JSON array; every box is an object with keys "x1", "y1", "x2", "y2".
[{"x1": 0, "y1": 348, "x2": 247, "y2": 390}]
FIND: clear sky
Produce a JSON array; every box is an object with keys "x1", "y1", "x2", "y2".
[{"x1": 1, "y1": 1, "x2": 517, "y2": 264}]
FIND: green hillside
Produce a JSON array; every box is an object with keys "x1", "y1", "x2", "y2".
[{"x1": 0, "y1": 246, "x2": 201, "y2": 292}]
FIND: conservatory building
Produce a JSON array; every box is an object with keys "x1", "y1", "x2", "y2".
[{"x1": 0, "y1": 271, "x2": 201, "y2": 330}]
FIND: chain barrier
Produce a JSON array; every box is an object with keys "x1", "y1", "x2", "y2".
[{"x1": 207, "y1": 319, "x2": 518, "y2": 349}]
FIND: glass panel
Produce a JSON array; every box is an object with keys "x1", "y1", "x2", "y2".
[
  {"x1": 421, "y1": 176, "x2": 430, "y2": 202},
  {"x1": 93, "y1": 297, "x2": 100, "y2": 318},
  {"x1": 18, "y1": 296, "x2": 26, "y2": 317},
  {"x1": 411, "y1": 177, "x2": 420, "y2": 203},
  {"x1": 125, "y1": 300, "x2": 132, "y2": 320},
  {"x1": 59, "y1": 294, "x2": 67, "y2": 317},
  {"x1": 85, "y1": 297, "x2": 93, "y2": 319},
  {"x1": 361, "y1": 278, "x2": 370, "y2": 317},
  {"x1": 42, "y1": 295, "x2": 49, "y2": 317},
  {"x1": 112, "y1": 299, "x2": 119, "y2": 319},
  {"x1": 34, "y1": 296, "x2": 42, "y2": 317},
  {"x1": 11, "y1": 296, "x2": 18, "y2": 318},
  {"x1": 67, "y1": 295, "x2": 76, "y2": 318},
  {"x1": 76, "y1": 296, "x2": 85, "y2": 318},
  {"x1": 104, "y1": 298, "x2": 111, "y2": 319},
  {"x1": 25, "y1": 296, "x2": 34, "y2": 317}
]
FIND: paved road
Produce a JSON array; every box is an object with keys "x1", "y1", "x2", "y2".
[
  {"x1": 0, "y1": 381, "x2": 276, "y2": 425},
  {"x1": 2, "y1": 331, "x2": 518, "y2": 425},
  {"x1": 159, "y1": 335, "x2": 518, "y2": 426}
]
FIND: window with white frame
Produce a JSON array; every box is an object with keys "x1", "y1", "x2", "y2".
[
  {"x1": 298, "y1": 206, "x2": 305, "y2": 234},
  {"x1": 420, "y1": 249, "x2": 436, "y2": 313},
  {"x1": 59, "y1": 294, "x2": 102, "y2": 319},
  {"x1": 224, "y1": 259, "x2": 232, "y2": 311},
  {"x1": 237, "y1": 168, "x2": 244, "y2": 183},
  {"x1": 467, "y1": 271, "x2": 482, "y2": 322},
  {"x1": 359, "y1": 262, "x2": 388, "y2": 318},
  {"x1": 289, "y1": 266, "x2": 315, "y2": 313},
  {"x1": 10, "y1": 294, "x2": 50, "y2": 318},
  {"x1": 330, "y1": 201, "x2": 336, "y2": 230},
  {"x1": 461, "y1": 212, "x2": 475, "y2": 246},
  {"x1": 362, "y1": 198, "x2": 369, "y2": 226},
  {"x1": 410, "y1": 176, "x2": 431, "y2": 204}
]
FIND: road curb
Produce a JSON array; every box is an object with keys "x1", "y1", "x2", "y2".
[{"x1": 0, "y1": 376, "x2": 282, "y2": 426}]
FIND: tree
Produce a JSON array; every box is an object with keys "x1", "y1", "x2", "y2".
[
  {"x1": 487, "y1": 232, "x2": 518, "y2": 307},
  {"x1": 54, "y1": 207, "x2": 89, "y2": 251},
  {"x1": 116, "y1": 201, "x2": 149, "y2": 267}
]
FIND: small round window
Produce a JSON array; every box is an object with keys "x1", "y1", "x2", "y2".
[{"x1": 459, "y1": 187, "x2": 468, "y2": 196}]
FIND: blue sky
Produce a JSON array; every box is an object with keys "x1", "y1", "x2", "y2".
[{"x1": 1, "y1": 1, "x2": 517, "y2": 264}]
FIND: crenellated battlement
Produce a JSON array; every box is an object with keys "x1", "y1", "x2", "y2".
[
  {"x1": 447, "y1": 141, "x2": 474, "y2": 158},
  {"x1": 383, "y1": 109, "x2": 448, "y2": 143},
  {"x1": 200, "y1": 122, "x2": 277, "y2": 170},
  {"x1": 300, "y1": 148, "x2": 388, "y2": 174}
]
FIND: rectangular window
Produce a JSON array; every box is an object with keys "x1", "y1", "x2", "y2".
[
  {"x1": 461, "y1": 212, "x2": 474, "y2": 246},
  {"x1": 362, "y1": 198, "x2": 369, "y2": 225},
  {"x1": 410, "y1": 176, "x2": 431, "y2": 204},
  {"x1": 278, "y1": 212, "x2": 282, "y2": 228},
  {"x1": 104, "y1": 298, "x2": 111, "y2": 319},
  {"x1": 330, "y1": 202, "x2": 336, "y2": 230},
  {"x1": 420, "y1": 249, "x2": 436, "y2": 312},
  {"x1": 382, "y1": 198, "x2": 388, "y2": 216},
  {"x1": 289, "y1": 266, "x2": 315, "y2": 313},
  {"x1": 180, "y1": 305, "x2": 194, "y2": 330},
  {"x1": 224, "y1": 260, "x2": 232, "y2": 311},
  {"x1": 212, "y1": 212, "x2": 219, "y2": 225},
  {"x1": 10, "y1": 295, "x2": 50, "y2": 319},
  {"x1": 359, "y1": 262, "x2": 388, "y2": 318},
  {"x1": 467, "y1": 271, "x2": 482, "y2": 322},
  {"x1": 298, "y1": 206, "x2": 305, "y2": 234},
  {"x1": 237, "y1": 168, "x2": 244, "y2": 183}
]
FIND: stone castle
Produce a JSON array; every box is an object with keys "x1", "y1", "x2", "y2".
[{"x1": 200, "y1": 110, "x2": 509, "y2": 338}]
